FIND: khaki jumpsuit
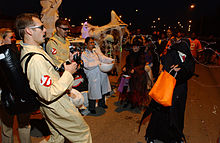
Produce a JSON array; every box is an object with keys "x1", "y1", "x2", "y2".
[
  {"x1": 20, "y1": 42, "x2": 92, "y2": 143},
  {"x1": 46, "y1": 33, "x2": 70, "y2": 67}
]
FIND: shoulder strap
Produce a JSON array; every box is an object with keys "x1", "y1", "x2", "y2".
[
  {"x1": 20, "y1": 52, "x2": 34, "y2": 63},
  {"x1": 21, "y1": 52, "x2": 59, "y2": 76},
  {"x1": 24, "y1": 53, "x2": 36, "y2": 76}
]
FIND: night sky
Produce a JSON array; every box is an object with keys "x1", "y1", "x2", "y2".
[{"x1": 1, "y1": 0, "x2": 220, "y2": 34}]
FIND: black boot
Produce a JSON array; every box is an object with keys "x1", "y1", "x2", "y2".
[
  {"x1": 89, "y1": 99, "x2": 96, "y2": 114},
  {"x1": 89, "y1": 110, "x2": 96, "y2": 114},
  {"x1": 98, "y1": 94, "x2": 108, "y2": 109}
]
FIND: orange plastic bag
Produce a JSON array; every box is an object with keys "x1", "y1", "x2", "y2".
[{"x1": 149, "y1": 70, "x2": 176, "y2": 106}]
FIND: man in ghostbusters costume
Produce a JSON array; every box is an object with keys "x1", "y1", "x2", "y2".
[
  {"x1": 46, "y1": 18, "x2": 70, "y2": 67},
  {"x1": 16, "y1": 13, "x2": 92, "y2": 143}
]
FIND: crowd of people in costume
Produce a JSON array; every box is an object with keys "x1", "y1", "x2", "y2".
[{"x1": 0, "y1": 12, "x2": 219, "y2": 143}]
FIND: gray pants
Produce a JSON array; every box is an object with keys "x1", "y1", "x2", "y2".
[{"x1": 0, "y1": 105, "x2": 31, "y2": 143}]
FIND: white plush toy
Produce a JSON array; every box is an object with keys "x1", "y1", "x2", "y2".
[{"x1": 69, "y1": 89, "x2": 85, "y2": 108}]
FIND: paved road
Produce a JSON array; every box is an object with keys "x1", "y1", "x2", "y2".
[
  {"x1": 184, "y1": 64, "x2": 220, "y2": 143},
  {"x1": 82, "y1": 64, "x2": 220, "y2": 143},
  {"x1": 1, "y1": 63, "x2": 220, "y2": 143}
]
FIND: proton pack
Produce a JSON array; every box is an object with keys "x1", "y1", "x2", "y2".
[{"x1": 0, "y1": 44, "x2": 40, "y2": 114}]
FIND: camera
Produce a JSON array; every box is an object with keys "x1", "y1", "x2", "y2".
[
  {"x1": 58, "y1": 61, "x2": 72, "y2": 73},
  {"x1": 69, "y1": 46, "x2": 84, "y2": 67},
  {"x1": 58, "y1": 45, "x2": 84, "y2": 73}
]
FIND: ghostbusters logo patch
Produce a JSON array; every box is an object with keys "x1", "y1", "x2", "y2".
[
  {"x1": 72, "y1": 75, "x2": 84, "y2": 87},
  {"x1": 51, "y1": 48, "x2": 57, "y2": 55},
  {"x1": 40, "y1": 75, "x2": 52, "y2": 87}
]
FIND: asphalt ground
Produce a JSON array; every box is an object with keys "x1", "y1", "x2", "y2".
[{"x1": 0, "y1": 57, "x2": 220, "y2": 143}]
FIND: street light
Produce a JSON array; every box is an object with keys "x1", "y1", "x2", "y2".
[
  {"x1": 190, "y1": 4, "x2": 195, "y2": 9},
  {"x1": 188, "y1": 4, "x2": 195, "y2": 32}
]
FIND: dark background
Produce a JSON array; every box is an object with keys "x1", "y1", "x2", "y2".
[{"x1": 0, "y1": 0, "x2": 220, "y2": 36}]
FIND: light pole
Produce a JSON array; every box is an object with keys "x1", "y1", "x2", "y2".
[
  {"x1": 188, "y1": 3, "x2": 196, "y2": 33},
  {"x1": 186, "y1": 20, "x2": 192, "y2": 32}
]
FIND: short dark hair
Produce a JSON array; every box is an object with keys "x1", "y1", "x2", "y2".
[
  {"x1": 55, "y1": 18, "x2": 70, "y2": 28},
  {"x1": 85, "y1": 37, "x2": 94, "y2": 44},
  {"x1": 15, "y1": 13, "x2": 39, "y2": 39}
]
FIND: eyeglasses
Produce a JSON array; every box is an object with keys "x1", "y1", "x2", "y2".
[
  {"x1": 59, "y1": 27, "x2": 69, "y2": 31},
  {"x1": 29, "y1": 25, "x2": 44, "y2": 31}
]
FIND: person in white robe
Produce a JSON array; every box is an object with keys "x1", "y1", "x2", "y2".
[{"x1": 81, "y1": 37, "x2": 114, "y2": 114}]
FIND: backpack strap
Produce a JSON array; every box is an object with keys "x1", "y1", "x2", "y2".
[
  {"x1": 20, "y1": 52, "x2": 34, "y2": 63},
  {"x1": 20, "y1": 52, "x2": 59, "y2": 76},
  {"x1": 24, "y1": 53, "x2": 36, "y2": 77}
]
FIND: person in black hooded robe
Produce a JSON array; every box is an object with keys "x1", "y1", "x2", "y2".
[{"x1": 143, "y1": 29, "x2": 195, "y2": 143}]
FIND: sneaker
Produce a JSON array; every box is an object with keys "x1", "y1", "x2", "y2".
[{"x1": 80, "y1": 109, "x2": 90, "y2": 116}]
